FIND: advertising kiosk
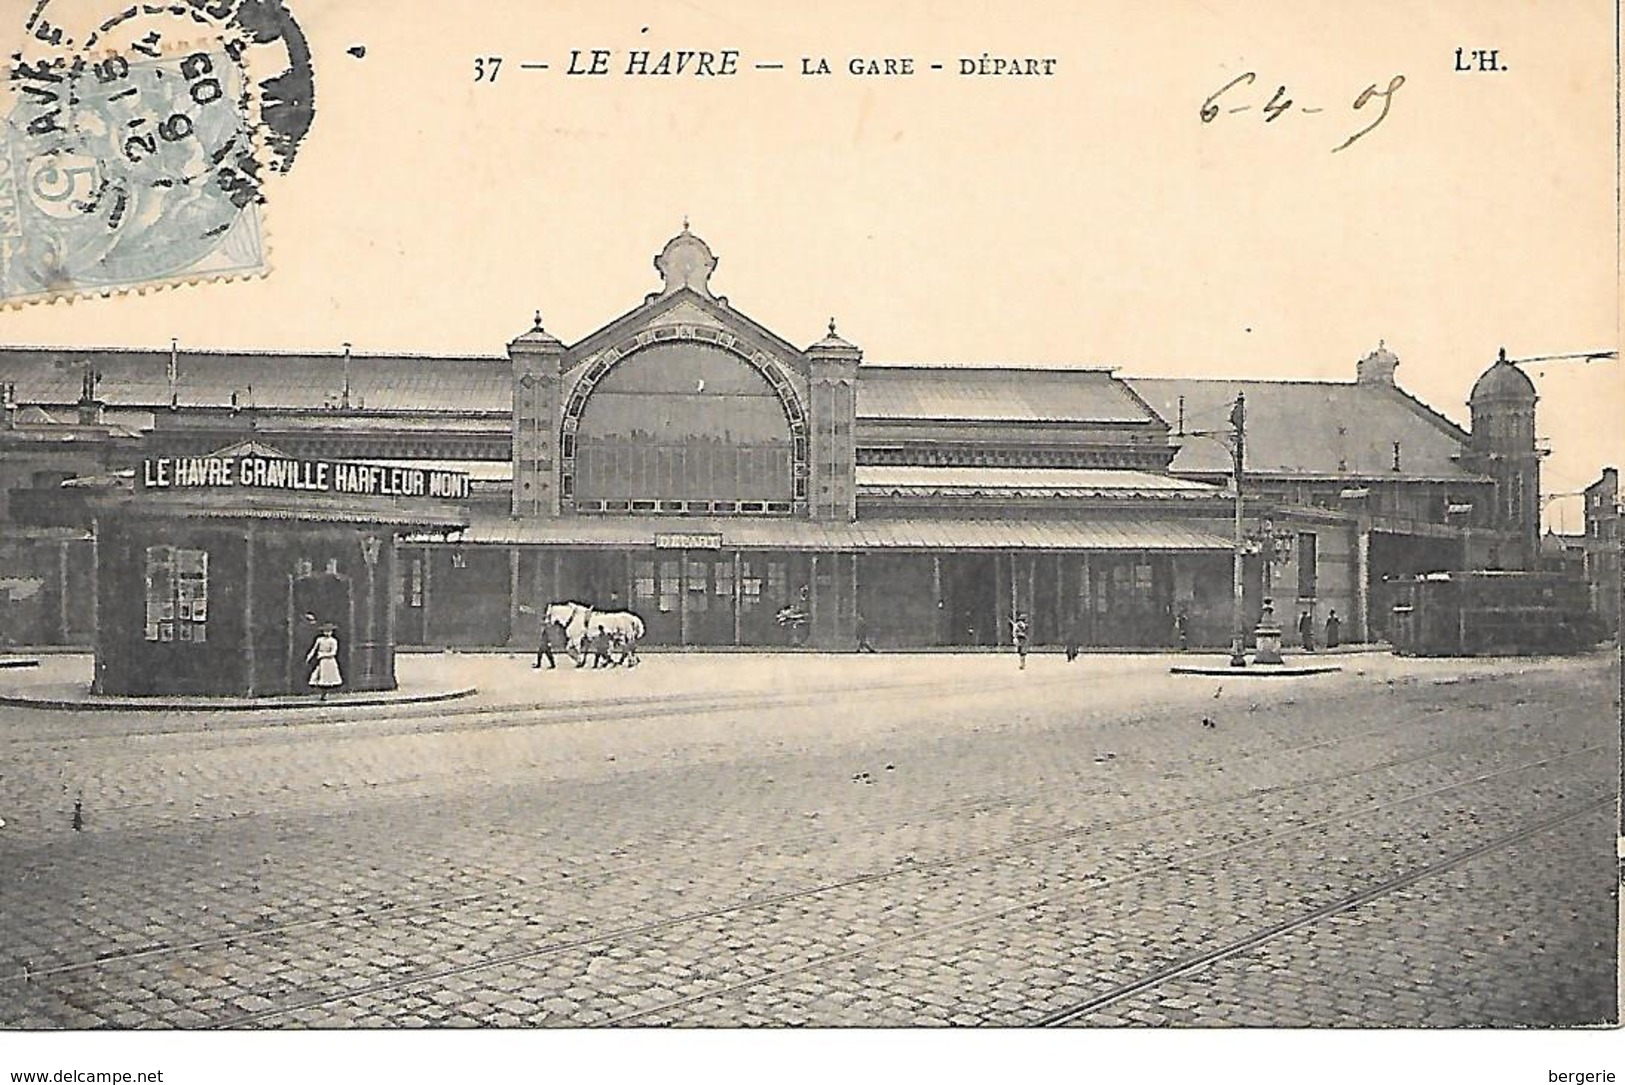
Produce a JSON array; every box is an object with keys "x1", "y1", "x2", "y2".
[{"x1": 89, "y1": 443, "x2": 469, "y2": 697}]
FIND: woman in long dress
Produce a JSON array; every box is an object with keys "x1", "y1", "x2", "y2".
[{"x1": 307, "y1": 625, "x2": 343, "y2": 698}]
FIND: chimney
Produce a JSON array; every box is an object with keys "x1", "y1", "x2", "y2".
[
  {"x1": 1357, "y1": 340, "x2": 1399, "y2": 385},
  {"x1": 76, "y1": 367, "x2": 104, "y2": 426},
  {"x1": 341, "y1": 342, "x2": 352, "y2": 410}
]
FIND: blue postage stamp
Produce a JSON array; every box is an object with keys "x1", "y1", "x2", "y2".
[{"x1": 0, "y1": 46, "x2": 265, "y2": 305}]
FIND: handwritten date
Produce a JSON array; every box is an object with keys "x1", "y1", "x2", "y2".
[{"x1": 1201, "y1": 71, "x2": 1406, "y2": 153}]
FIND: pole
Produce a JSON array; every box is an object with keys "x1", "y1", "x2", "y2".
[
  {"x1": 1230, "y1": 393, "x2": 1248, "y2": 667},
  {"x1": 341, "y1": 342, "x2": 353, "y2": 410}
]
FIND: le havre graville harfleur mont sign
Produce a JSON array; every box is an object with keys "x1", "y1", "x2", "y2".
[{"x1": 140, "y1": 455, "x2": 472, "y2": 501}]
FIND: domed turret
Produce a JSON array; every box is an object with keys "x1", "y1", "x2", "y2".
[
  {"x1": 1356, "y1": 341, "x2": 1400, "y2": 385},
  {"x1": 653, "y1": 221, "x2": 719, "y2": 300},
  {"x1": 1470, "y1": 348, "x2": 1536, "y2": 404},
  {"x1": 1466, "y1": 347, "x2": 1541, "y2": 567}
]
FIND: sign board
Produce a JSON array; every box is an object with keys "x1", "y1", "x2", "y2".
[
  {"x1": 140, "y1": 455, "x2": 471, "y2": 501},
  {"x1": 655, "y1": 532, "x2": 723, "y2": 550}
]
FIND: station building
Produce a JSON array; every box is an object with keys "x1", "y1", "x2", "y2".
[{"x1": 0, "y1": 228, "x2": 1544, "y2": 653}]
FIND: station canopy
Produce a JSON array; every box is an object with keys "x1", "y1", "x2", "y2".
[{"x1": 429, "y1": 515, "x2": 1233, "y2": 552}]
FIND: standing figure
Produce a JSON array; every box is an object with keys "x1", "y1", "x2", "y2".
[
  {"x1": 1324, "y1": 609, "x2": 1342, "y2": 650},
  {"x1": 534, "y1": 619, "x2": 559, "y2": 669},
  {"x1": 794, "y1": 585, "x2": 811, "y2": 647},
  {"x1": 1297, "y1": 610, "x2": 1316, "y2": 652},
  {"x1": 1011, "y1": 612, "x2": 1031, "y2": 670},
  {"x1": 855, "y1": 612, "x2": 877, "y2": 654},
  {"x1": 307, "y1": 623, "x2": 343, "y2": 699},
  {"x1": 589, "y1": 627, "x2": 616, "y2": 669},
  {"x1": 1174, "y1": 611, "x2": 1190, "y2": 653},
  {"x1": 1063, "y1": 616, "x2": 1080, "y2": 663},
  {"x1": 777, "y1": 585, "x2": 811, "y2": 647}
]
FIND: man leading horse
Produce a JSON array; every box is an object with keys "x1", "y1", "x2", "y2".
[{"x1": 537, "y1": 601, "x2": 642, "y2": 668}]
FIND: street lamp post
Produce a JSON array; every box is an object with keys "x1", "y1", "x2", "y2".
[
  {"x1": 1229, "y1": 393, "x2": 1248, "y2": 667},
  {"x1": 1181, "y1": 396, "x2": 1251, "y2": 666}
]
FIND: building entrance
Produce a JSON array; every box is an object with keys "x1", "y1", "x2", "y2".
[
  {"x1": 289, "y1": 568, "x2": 353, "y2": 692},
  {"x1": 1081, "y1": 554, "x2": 1174, "y2": 647},
  {"x1": 681, "y1": 553, "x2": 735, "y2": 646},
  {"x1": 630, "y1": 550, "x2": 738, "y2": 646},
  {"x1": 941, "y1": 553, "x2": 998, "y2": 646}
]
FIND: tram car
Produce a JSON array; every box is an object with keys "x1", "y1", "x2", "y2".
[{"x1": 1387, "y1": 570, "x2": 1607, "y2": 656}]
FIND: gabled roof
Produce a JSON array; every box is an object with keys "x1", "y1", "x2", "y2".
[
  {"x1": 209, "y1": 439, "x2": 293, "y2": 459},
  {"x1": 859, "y1": 366, "x2": 1160, "y2": 425},
  {"x1": 1124, "y1": 377, "x2": 1485, "y2": 481},
  {"x1": 2, "y1": 404, "x2": 149, "y2": 439},
  {"x1": 0, "y1": 347, "x2": 509, "y2": 413},
  {"x1": 560, "y1": 287, "x2": 812, "y2": 369}
]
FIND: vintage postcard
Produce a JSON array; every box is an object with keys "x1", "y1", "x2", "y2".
[{"x1": 0, "y1": 2, "x2": 1619, "y2": 1083}]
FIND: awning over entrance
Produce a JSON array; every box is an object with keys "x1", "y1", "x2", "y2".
[{"x1": 428, "y1": 514, "x2": 1234, "y2": 552}]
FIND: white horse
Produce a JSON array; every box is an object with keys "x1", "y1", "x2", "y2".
[
  {"x1": 541, "y1": 602, "x2": 643, "y2": 668},
  {"x1": 542, "y1": 602, "x2": 593, "y2": 664},
  {"x1": 586, "y1": 610, "x2": 645, "y2": 667}
]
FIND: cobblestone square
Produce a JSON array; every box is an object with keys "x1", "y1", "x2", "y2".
[{"x1": 0, "y1": 649, "x2": 1616, "y2": 1045}]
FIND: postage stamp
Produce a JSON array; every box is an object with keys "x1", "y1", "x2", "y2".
[
  {"x1": 0, "y1": 0, "x2": 315, "y2": 305},
  {"x1": 0, "y1": 44, "x2": 265, "y2": 305}
]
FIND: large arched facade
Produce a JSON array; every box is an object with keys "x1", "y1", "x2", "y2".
[{"x1": 560, "y1": 332, "x2": 809, "y2": 516}]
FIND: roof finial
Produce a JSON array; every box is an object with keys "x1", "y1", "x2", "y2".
[
  {"x1": 829, "y1": 317, "x2": 837, "y2": 337},
  {"x1": 1498, "y1": 346, "x2": 1508, "y2": 363},
  {"x1": 533, "y1": 309, "x2": 544, "y2": 331},
  {"x1": 1378, "y1": 337, "x2": 1385, "y2": 349},
  {"x1": 682, "y1": 215, "x2": 690, "y2": 232}
]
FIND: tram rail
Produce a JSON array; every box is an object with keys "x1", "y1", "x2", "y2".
[
  {"x1": 1, "y1": 703, "x2": 1573, "y2": 992},
  {"x1": 594, "y1": 752, "x2": 1611, "y2": 1026},
  {"x1": 1031, "y1": 794, "x2": 1611, "y2": 1027},
  {"x1": 199, "y1": 740, "x2": 1610, "y2": 1028}
]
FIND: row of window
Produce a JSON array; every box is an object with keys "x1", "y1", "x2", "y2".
[
  {"x1": 142, "y1": 548, "x2": 361, "y2": 642},
  {"x1": 573, "y1": 439, "x2": 795, "y2": 504},
  {"x1": 574, "y1": 498, "x2": 797, "y2": 516},
  {"x1": 633, "y1": 558, "x2": 790, "y2": 615}
]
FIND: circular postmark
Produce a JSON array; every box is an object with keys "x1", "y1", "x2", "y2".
[{"x1": 21, "y1": 0, "x2": 315, "y2": 174}]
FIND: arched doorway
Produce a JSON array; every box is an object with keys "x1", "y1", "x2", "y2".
[{"x1": 288, "y1": 566, "x2": 354, "y2": 692}]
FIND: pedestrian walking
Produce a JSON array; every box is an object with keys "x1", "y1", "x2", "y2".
[
  {"x1": 1297, "y1": 610, "x2": 1316, "y2": 652},
  {"x1": 855, "y1": 612, "x2": 877, "y2": 654},
  {"x1": 1010, "y1": 612, "x2": 1031, "y2": 670},
  {"x1": 306, "y1": 623, "x2": 343, "y2": 699},
  {"x1": 1324, "y1": 609, "x2": 1341, "y2": 649},
  {"x1": 534, "y1": 620, "x2": 558, "y2": 669}
]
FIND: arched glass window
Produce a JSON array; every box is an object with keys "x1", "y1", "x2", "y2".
[{"x1": 574, "y1": 341, "x2": 794, "y2": 511}]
